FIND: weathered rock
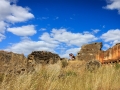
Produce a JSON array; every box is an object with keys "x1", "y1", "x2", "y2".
[
  {"x1": 0, "y1": 50, "x2": 27, "y2": 74},
  {"x1": 85, "y1": 60, "x2": 101, "y2": 72},
  {"x1": 96, "y1": 43, "x2": 120, "y2": 64},
  {"x1": 76, "y1": 42, "x2": 102, "y2": 61},
  {"x1": 0, "y1": 50, "x2": 61, "y2": 74},
  {"x1": 27, "y1": 51, "x2": 60, "y2": 71}
]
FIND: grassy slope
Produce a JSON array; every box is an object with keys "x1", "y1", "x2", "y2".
[{"x1": 0, "y1": 60, "x2": 120, "y2": 90}]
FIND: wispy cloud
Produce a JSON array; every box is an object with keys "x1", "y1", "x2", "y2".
[
  {"x1": 39, "y1": 28, "x2": 47, "y2": 31},
  {"x1": 0, "y1": 33, "x2": 5, "y2": 42},
  {"x1": 0, "y1": 0, "x2": 34, "y2": 41},
  {"x1": 53, "y1": 17, "x2": 59, "y2": 20},
  {"x1": 92, "y1": 29, "x2": 100, "y2": 34},
  {"x1": 55, "y1": 17, "x2": 59, "y2": 19},
  {"x1": 0, "y1": 21, "x2": 7, "y2": 33},
  {"x1": 39, "y1": 17, "x2": 49, "y2": 20},
  {"x1": 101, "y1": 29, "x2": 120, "y2": 45},
  {"x1": 103, "y1": 25, "x2": 105, "y2": 28},
  {"x1": 104, "y1": 0, "x2": 120, "y2": 14}
]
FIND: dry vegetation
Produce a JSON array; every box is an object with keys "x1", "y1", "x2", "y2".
[{"x1": 0, "y1": 60, "x2": 120, "y2": 90}]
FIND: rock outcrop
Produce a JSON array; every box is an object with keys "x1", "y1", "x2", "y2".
[{"x1": 76, "y1": 42, "x2": 102, "y2": 61}]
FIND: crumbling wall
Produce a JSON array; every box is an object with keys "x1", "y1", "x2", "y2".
[
  {"x1": 76, "y1": 42, "x2": 102, "y2": 61},
  {"x1": 96, "y1": 43, "x2": 120, "y2": 63},
  {"x1": 0, "y1": 50, "x2": 61, "y2": 74},
  {"x1": 27, "y1": 51, "x2": 60, "y2": 71},
  {"x1": 0, "y1": 50, "x2": 27, "y2": 74}
]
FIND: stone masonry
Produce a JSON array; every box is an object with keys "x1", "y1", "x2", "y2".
[{"x1": 76, "y1": 42, "x2": 102, "y2": 61}]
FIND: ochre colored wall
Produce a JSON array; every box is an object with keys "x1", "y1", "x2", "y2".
[{"x1": 96, "y1": 43, "x2": 120, "y2": 63}]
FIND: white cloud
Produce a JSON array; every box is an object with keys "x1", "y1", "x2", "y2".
[
  {"x1": 104, "y1": 0, "x2": 120, "y2": 14},
  {"x1": 6, "y1": 5, "x2": 34, "y2": 23},
  {"x1": 40, "y1": 32, "x2": 59, "y2": 44},
  {"x1": 5, "y1": 39, "x2": 57, "y2": 55},
  {"x1": 0, "y1": 21, "x2": 7, "y2": 33},
  {"x1": 101, "y1": 29, "x2": 120, "y2": 45},
  {"x1": 103, "y1": 44, "x2": 111, "y2": 50},
  {"x1": 39, "y1": 17, "x2": 49, "y2": 20},
  {"x1": 4, "y1": 28, "x2": 98, "y2": 58},
  {"x1": 7, "y1": 25, "x2": 37, "y2": 36},
  {"x1": 0, "y1": 0, "x2": 34, "y2": 42},
  {"x1": 83, "y1": 31, "x2": 90, "y2": 34},
  {"x1": 0, "y1": 0, "x2": 11, "y2": 21},
  {"x1": 50, "y1": 28, "x2": 97, "y2": 46},
  {"x1": 40, "y1": 28, "x2": 97, "y2": 57},
  {"x1": 60, "y1": 47, "x2": 80, "y2": 58},
  {"x1": 0, "y1": 0, "x2": 34, "y2": 22},
  {"x1": 7, "y1": 0, "x2": 18, "y2": 3},
  {"x1": 92, "y1": 29, "x2": 100, "y2": 34},
  {"x1": 0, "y1": 34, "x2": 6, "y2": 42},
  {"x1": 39, "y1": 28, "x2": 47, "y2": 31}
]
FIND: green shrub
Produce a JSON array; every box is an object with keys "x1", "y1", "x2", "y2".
[{"x1": 115, "y1": 63, "x2": 120, "y2": 70}]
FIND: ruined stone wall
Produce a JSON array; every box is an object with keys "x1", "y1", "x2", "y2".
[
  {"x1": 27, "y1": 51, "x2": 60, "y2": 71},
  {"x1": 76, "y1": 42, "x2": 102, "y2": 61},
  {"x1": 0, "y1": 50, "x2": 27, "y2": 74},
  {"x1": 27, "y1": 51, "x2": 60, "y2": 65},
  {"x1": 96, "y1": 43, "x2": 120, "y2": 63},
  {"x1": 0, "y1": 50, "x2": 61, "y2": 74}
]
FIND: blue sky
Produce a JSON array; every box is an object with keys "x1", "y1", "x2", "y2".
[{"x1": 0, "y1": 0, "x2": 120, "y2": 58}]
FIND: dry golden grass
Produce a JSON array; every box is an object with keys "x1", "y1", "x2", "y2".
[{"x1": 0, "y1": 60, "x2": 120, "y2": 90}]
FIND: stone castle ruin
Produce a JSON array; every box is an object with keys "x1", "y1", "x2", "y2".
[{"x1": 76, "y1": 42, "x2": 102, "y2": 61}]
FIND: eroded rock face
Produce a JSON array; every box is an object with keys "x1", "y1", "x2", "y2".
[
  {"x1": 0, "y1": 50, "x2": 27, "y2": 74},
  {"x1": 76, "y1": 42, "x2": 102, "y2": 61}
]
